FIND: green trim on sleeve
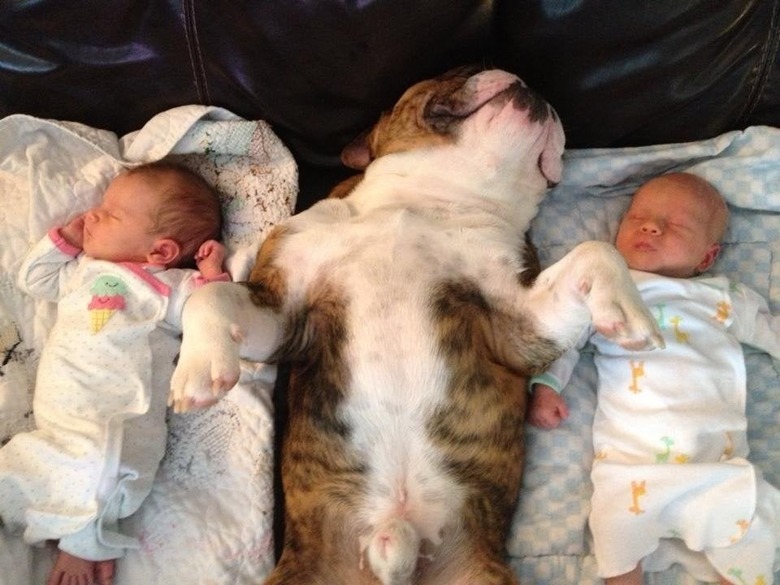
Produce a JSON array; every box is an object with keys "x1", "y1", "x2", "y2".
[{"x1": 528, "y1": 372, "x2": 563, "y2": 394}]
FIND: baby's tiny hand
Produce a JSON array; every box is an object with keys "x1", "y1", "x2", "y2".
[
  {"x1": 60, "y1": 214, "x2": 86, "y2": 248},
  {"x1": 195, "y1": 240, "x2": 226, "y2": 276},
  {"x1": 195, "y1": 240, "x2": 225, "y2": 262},
  {"x1": 527, "y1": 384, "x2": 569, "y2": 429}
]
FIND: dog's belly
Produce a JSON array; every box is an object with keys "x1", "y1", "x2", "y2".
[
  {"x1": 345, "y1": 397, "x2": 466, "y2": 546},
  {"x1": 344, "y1": 286, "x2": 466, "y2": 545},
  {"x1": 280, "y1": 205, "x2": 524, "y2": 546}
]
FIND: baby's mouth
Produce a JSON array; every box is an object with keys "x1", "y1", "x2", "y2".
[{"x1": 633, "y1": 240, "x2": 655, "y2": 252}]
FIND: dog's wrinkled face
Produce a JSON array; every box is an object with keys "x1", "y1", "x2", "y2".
[{"x1": 342, "y1": 66, "x2": 565, "y2": 187}]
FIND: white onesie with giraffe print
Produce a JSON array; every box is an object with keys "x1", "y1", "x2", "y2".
[
  {"x1": 535, "y1": 270, "x2": 780, "y2": 584},
  {"x1": 0, "y1": 229, "x2": 225, "y2": 562}
]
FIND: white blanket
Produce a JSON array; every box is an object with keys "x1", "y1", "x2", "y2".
[{"x1": 0, "y1": 106, "x2": 296, "y2": 584}]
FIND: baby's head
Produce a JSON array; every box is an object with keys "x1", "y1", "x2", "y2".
[
  {"x1": 82, "y1": 161, "x2": 222, "y2": 267},
  {"x1": 615, "y1": 172, "x2": 728, "y2": 278}
]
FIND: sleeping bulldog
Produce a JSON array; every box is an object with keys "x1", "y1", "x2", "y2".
[{"x1": 170, "y1": 66, "x2": 663, "y2": 585}]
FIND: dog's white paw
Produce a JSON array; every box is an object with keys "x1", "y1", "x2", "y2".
[
  {"x1": 590, "y1": 296, "x2": 665, "y2": 351},
  {"x1": 169, "y1": 324, "x2": 243, "y2": 413},
  {"x1": 572, "y1": 242, "x2": 665, "y2": 351}
]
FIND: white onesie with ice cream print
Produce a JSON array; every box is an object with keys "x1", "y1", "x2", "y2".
[
  {"x1": 534, "y1": 270, "x2": 780, "y2": 584},
  {"x1": 0, "y1": 228, "x2": 226, "y2": 561}
]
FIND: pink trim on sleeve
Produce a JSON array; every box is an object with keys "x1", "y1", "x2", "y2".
[
  {"x1": 194, "y1": 272, "x2": 231, "y2": 287},
  {"x1": 48, "y1": 227, "x2": 82, "y2": 257},
  {"x1": 119, "y1": 262, "x2": 172, "y2": 297}
]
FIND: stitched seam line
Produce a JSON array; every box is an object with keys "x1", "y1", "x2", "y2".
[
  {"x1": 736, "y1": 0, "x2": 780, "y2": 123},
  {"x1": 181, "y1": 0, "x2": 211, "y2": 105}
]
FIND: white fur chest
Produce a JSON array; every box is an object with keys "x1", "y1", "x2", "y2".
[{"x1": 274, "y1": 195, "x2": 529, "y2": 544}]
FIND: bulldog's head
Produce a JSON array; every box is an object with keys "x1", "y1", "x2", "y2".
[{"x1": 341, "y1": 66, "x2": 565, "y2": 190}]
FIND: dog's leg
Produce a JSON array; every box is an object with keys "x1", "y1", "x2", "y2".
[
  {"x1": 488, "y1": 241, "x2": 663, "y2": 376},
  {"x1": 526, "y1": 240, "x2": 664, "y2": 352},
  {"x1": 169, "y1": 281, "x2": 284, "y2": 412}
]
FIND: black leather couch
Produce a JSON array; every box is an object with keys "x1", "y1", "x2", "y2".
[
  {"x1": 2, "y1": 1, "x2": 778, "y2": 212},
  {"x1": 3, "y1": 0, "x2": 779, "y2": 563}
]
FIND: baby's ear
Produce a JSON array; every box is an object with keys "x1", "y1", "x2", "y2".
[
  {"x1": 148, "y1": 238, "x2": 181, "y2": 266},
  {"x1": 696, "y1": 242, "x2": 721, "y2": 273}
]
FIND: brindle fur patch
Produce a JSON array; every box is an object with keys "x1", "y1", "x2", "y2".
[
  {"x1": 247, "y1": 224, "x2": 290, "y2": 309},
  {"x1": 361, "y1": 67, "x2": 485, "y2": 163},
  {"x1": 427, "y1": 279, "x2": 526, "y2": 555},
  {"x1": 328, "y1": 173, "x2": 364, "y2": 199},
  {"x1": 519, "y1": 232, "x2": 541, "y2": 286},
  {"x1": 247, "y1": 236, "x2": 365, "y2": 580},
  {"x1": 266, "y1": 279, "x2": 371, "y2": 584}
]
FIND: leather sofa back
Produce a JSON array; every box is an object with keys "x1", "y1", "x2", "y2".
[{"x1": 2, "y1": 1, "x2": 778, "y2": 207}]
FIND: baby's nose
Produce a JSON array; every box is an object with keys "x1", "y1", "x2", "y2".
[{"x1": 640, "y1": 221, "x2": 662, "y2": 235}]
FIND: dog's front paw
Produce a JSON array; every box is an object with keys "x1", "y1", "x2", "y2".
[
  {"x1": 585, "y1": 277, "x2": 665, "y2": 351},
  {"x1": 585, "y1": 271, "x2": 665, "y2": 351},
  {"x1": 591, "y1": 301, "x2": 665, "y2": 351},
  {"x1": 572, "y1": 242, "x2": 665, "y2": 351},
  {"x1": 169, "y1": 325, "x2": 242, "y2": 413}
]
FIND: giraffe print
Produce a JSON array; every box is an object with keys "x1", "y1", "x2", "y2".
[
  {"x1": 653, "y1": 303, "x2": 667, "y2": 329},
  {"x1": 714, "y1": 300, "x2": 732, "y2": 323},
  {"x1": 730, "y1": 519, "x2": 750, "y2": 543},
  {"x1": 656, "y1": 437, "x2": 674, "y2": 463},
  {"x1": 628, "y1": 480, "x2": 646, "y2": 515},
  {"x1": 669, "y1": 315, "x2": 689, "y2": 343},
  {"x1": 726, "y1": 568, "x2": 767, "y2": 585},
  {"x1": 655, "y1": 436, "x2": 690, "y2": 464},
  {"x1": 628, "y1": 360, "x2": 644, "y2": 394}
]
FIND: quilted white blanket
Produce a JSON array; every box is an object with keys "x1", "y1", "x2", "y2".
[{"x1": 0, "y1": 106, "x2": 296, "y2": 584}]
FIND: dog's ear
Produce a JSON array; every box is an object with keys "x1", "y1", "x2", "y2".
[
  {"x1": 538, "y1": 121, "x2": 565, "y2": 187},
  {"x1": 341, "y1": 129, "x2": 374, "y2": 170},
  {"x1": 538, "y1": 147, "x2": 563, "y2": 186}
]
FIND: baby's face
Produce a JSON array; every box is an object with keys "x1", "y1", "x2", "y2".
[
  {"x1": 81, "y1": 173, "x2": 162, "y2": 263},
  {"x1": 615, "y1": 179, "x2": 721, "y2": 278}
]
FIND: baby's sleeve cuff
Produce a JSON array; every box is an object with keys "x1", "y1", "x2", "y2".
[
  {"x1": 528, "y1": 372, "x2": 563, "y2": 394},
  {"x1": 194, "y1": 271, "x2": 231, "y2": 287},
  {"x1": 48, "y1": 227, "x2": 81, "y2": 257}
]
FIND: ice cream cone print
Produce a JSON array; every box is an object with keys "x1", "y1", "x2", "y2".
[
  {"x1": 90, "y1": 308, "x2": 114, "y2": 332},
  {"x1": 88, "y1": 275, "x2": 128, "y2": 333}
]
